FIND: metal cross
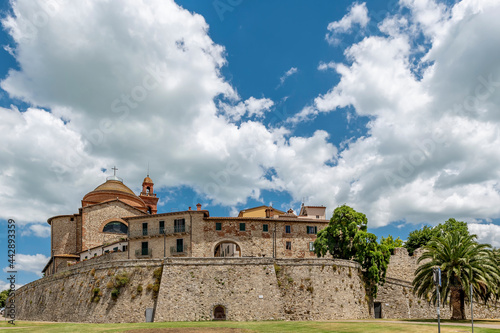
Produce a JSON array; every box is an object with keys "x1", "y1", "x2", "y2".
[{"x1": 112, "y1": 166, "x2": 118, "y2": 176}]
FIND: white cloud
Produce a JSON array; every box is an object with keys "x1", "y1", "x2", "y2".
[
  {"x1": 2, "y1": 0, "x2": 500, "y2": 235},
  {"x1": 0, "y1": 0, "x2": 331, "y2": 228},
  {"x1": 468, "y1": 224, "x2": 500, "y2": 248},
  {"x1": 288, "y1": 0, "x2": 500, "y2": 227},
  {"x1": 318, "y1": 62, "x2": 336, "y2": 71},
  {"x1": 21, "y1": 224, "x2": 51, "y2": 238},
  {"x1": 278, "y1": 67, "x2": 298, "y2": 87},
  {"x1": 3, "y1": 254, "x2": 49, "y2": 277},
  {"x1": 0, "y1": 280, "x2": 23, "y2": 292},
  {"x1": 326, "y1": 2, "x2": 369, "y2": 45},
  {"x1": 220, "y1": 97, "x2": 274, "y2": 121}
]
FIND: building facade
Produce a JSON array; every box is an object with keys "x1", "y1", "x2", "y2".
[{"x1": 43, "y1": 173, "x2": 328, "y2": 275}]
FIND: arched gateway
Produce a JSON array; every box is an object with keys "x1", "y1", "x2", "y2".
[{"x1": 213, "y1": 241, "x2": 241, "y2": 257}]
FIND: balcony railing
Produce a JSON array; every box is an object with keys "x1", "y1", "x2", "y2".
[
  {"x1": 129, "y1": 225, "x2": 190, "y2": 239},
  {"x1": 135, "y1": 248, "x2": 152, "y2": 258},
  {"x1": 170, "y1": 244, "x2": 188, "y2": 255}
]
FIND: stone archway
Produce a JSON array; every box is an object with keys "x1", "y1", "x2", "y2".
[
  {"x1": 213, "y1": 241, "x2": 241, "y2": 257},
  {"x1": 213, "y1": 305, "x2": 226, "y2": 320}
]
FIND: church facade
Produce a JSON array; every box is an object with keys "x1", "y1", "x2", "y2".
[{"x1": 43, "y1": 172, "x2": 328, "y2": 275}]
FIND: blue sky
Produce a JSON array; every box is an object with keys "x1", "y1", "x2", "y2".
[{"x1": 1, "y1": 0, "x2": 500, "y2": 288}]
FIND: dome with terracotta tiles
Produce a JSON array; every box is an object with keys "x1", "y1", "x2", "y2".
[{"x1": 81, "y1": 178, "x2": 147, "y2": 212}]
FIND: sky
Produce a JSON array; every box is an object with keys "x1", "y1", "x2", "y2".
[{"x1": 1, "y1": 0, "x2": 500, "y2": 288}]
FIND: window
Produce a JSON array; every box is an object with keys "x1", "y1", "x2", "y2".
[
  {"x1": 309, "y1": 242, "x2": 315, "y2": 252},
  {"x1": 122, "y1": 245, "x2": 128, "y2": 252},
  {"x1": 176, "y1": 239, "x2": 184, "y2": 253},
  {"x1": 316, "y1": 215, "x2": 320, "y2": 219},
  {"x1": 307, "y1": 226, "x2": 318, "y2": 234},
  {"x1": 286, "y1": 241, "x2": 292, "y2": 250},
  {"x1": 159, "y1": 221, "x2": 165, "y2": 234},
  {"x1": 103, "y1": 221, "x2": 128, "y2": 234},
  {"x1": 239, "y1": 223, "x2": 246, "y2": 231},
  {"x1": 85, "y1": 256, "x2": 88, "y2": 259},
  {"x1": 113, "y1": 247, "x2": 118, "y2": 252},
  {"x1": 174, "y1": 218, "x2": 186, "y2": 233},
  {"x1": 105, "y1": 250, "x2": 110, "y2": 254},
  {"x1": 147, "y1": 207, "x2": 152, "y2": 214},
  {"x1": 142, "y1": 222, "x2": 148, "y2": 236},
  {"x1": 263, "y1": 224, "x2": 269, "y2": 232},
  {"x1": 141, "y1": 241, "x2": 149, "y2": 256},
  {"x1": 285, "y1": 225, "x2": 291, "y2": 233},
  {"x1": 216, "y1": 222, "x2": 222, "y2": 231}
]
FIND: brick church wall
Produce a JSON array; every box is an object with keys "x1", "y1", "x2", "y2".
[{"x1": 81, "y1": 201, "x2": 143, "y2": 251}]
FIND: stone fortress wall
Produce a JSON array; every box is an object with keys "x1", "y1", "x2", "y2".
[{"x1": 13, "y1": 249, "x2": 500, "y2": 323}]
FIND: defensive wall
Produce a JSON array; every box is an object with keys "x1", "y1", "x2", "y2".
[{"x1": 12, "y1": 250, "x2": 500, "y2": 322}]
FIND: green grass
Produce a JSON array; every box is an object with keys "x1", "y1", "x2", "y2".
[{"x1": 0, "y1": 320, "x2": 499, "y2": 333}]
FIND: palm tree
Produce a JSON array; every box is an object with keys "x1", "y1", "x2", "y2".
[{"x1": 412, "y1": 230, "x2": 499, "y2": 320}]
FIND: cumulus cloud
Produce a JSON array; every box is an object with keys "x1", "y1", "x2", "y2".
[
  {"x1": 289, "y1": 0, "x2": 500, "y2": 227},
  {"x1": 3, "y1": 253, "x2": 49, "y2": 277},
  {"x1": 326, "y1": 2, "x2": 369, "y2": 45},
  {"x1": 0, "y1": 0, "x2": 332, "y2": 226},
  {"x1": 220, "y1": 97, "x2": 274, "y2": 121},
  {"x1": 278, "y1": 67, "x2": 298, "y2": 87},
  {"x1": 468, "y1": 224, "x2": 500, "y2": 248},
  {"x1": 21, "y1": 224, "x2": 51, "y2": 238},
  {"x1": 2, "y1": 0, "x2": 500, "y2": 234}
]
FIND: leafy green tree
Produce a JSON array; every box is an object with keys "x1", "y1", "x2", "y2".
[
  {"x1": 313, "y1": 205, "x2": 391, "y2": 297},
  {"x1": 413, "y1": 231, "x2": 499, "y2": 320},
  {"x1": 0, "y1": 289, "x2": 10, "y2": 308},
  {"x1": 380, "y1": 235, "x2": 403, "y2": 254},
  {"x1": 405, "y1": 218, "x2": 469, "y2": 255}
]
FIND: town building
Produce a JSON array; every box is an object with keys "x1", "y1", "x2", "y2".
[{"x1": 43, "y1": 171, "x2": 328, "y2": 275}]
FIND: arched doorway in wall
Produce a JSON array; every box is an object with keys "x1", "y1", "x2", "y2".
[
  {"x1": 213, "y1": 241, "x2": 241, "y2": 257},
  {"x1": 213, "y1": 305, "x2": 226, "y2": 320}
]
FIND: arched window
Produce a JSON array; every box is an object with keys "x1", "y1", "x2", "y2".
[
  {"x1": 103, "y1": 221, "x2": 128, "y2": 234},
  {"x1": 146, "y1": 186, "x2": 151, "y2": 194},
  {"x1": 147, "y1": 207, "x2": 152, "y2": 214}
]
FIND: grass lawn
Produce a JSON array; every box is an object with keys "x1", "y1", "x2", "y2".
[{"x1": 1, "y1": 320, "x2": 499, "y2": 333}]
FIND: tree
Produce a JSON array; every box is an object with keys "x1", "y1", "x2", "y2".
[
  {"x1": 412, "y1": 231, "x2": 499, "y2": 320},
  {"x1": 0, "y1": 289, "x2": 10, "y2": 308},
  {"x1": 405, "y1": 218, "x2": 469, "y2": 255},
  {"x1": 380, "y1": 235, "x2": 403, "y2": 254},
  {"x1": 313, "y1": 205, "x2": 391, "y2": 297}
]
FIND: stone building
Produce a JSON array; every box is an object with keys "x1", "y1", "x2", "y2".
[{"x1": 43, "y1": 171, "x2": 329, "y2": 275}]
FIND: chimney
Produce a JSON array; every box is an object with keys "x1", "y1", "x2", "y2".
[
  {"x1": 188, "y1": 206, "x2": 191, "y2": 211},
  {"x1": 265, "y1": 206, "x2": 274, "y2": 218},
  {"x1": 196, "y1": 203, "x2": 202, "y2": 211}
]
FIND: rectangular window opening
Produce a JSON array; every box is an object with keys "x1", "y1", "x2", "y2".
[
  {"x1": 176, "y1": 238, "x2": 184, "y2": 253},
  {"x1": 141, "y1": 241, "x2": 149, "y2": 256},
  {"x1": 174, "y1": 218, "x2": 186, "y2": 233},
  {"x1": 285, "y1": 225, "x2": 291, "y2": 233},
  {"x1": 142, "y1": 222, "x2": 148, "y2": 236},
  {"x1": 239, "y1": 223, "x2": 246, "y2": 231},
  {"x1": 216, "y1": 222, "x2": 222, "y2": 231},
  {"x1": 159, "y1": 221, "x2": 165, "y2": 234},
  {"x1": 307, "y1": 226, "x2": 318, "y2": 234},
  {"x1": 309, "y1": 242, "x2": 315, "y2": 252},
  {"x1": 286, "y1": 241, "x2": 292, "y2": 250},
  {"x1": 263, "y1": 224, "x2": 268, "y2": 232}
]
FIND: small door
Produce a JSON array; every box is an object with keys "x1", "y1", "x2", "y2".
[
  {"x1": 374, "y1": 302, "x2": 382, "y2": 318},
  {"x1": 213, "y1": 305, "x2": 226, "y2": 320}
]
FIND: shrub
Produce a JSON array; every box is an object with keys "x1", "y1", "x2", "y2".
[
  {"x1": 111, "y1": 288, "x2": 120, "y2": 300},
  {"x1": 137, "y1": 284, "x2": 143, "y2": 293}
]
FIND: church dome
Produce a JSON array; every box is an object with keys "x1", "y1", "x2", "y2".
[{"x1": 82, "y1": 179, "x2": 147, "y2": 212}]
